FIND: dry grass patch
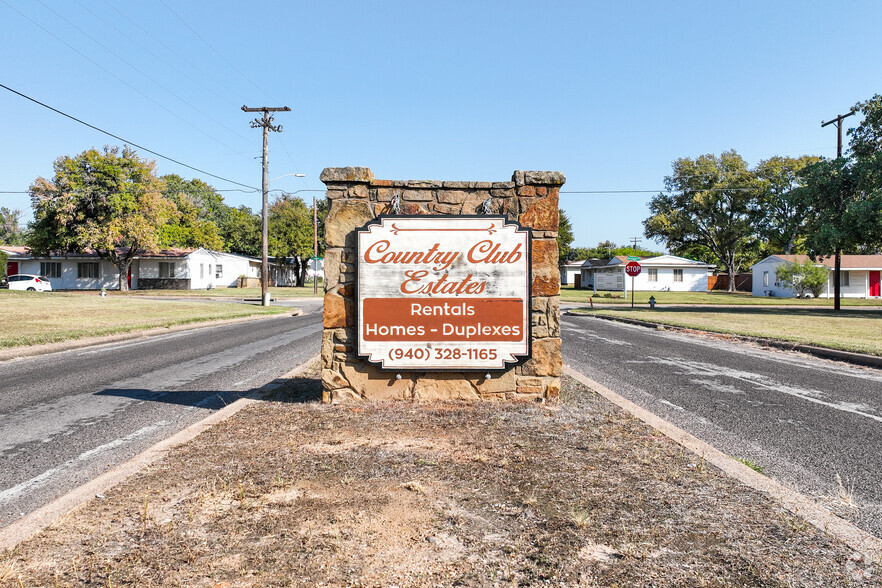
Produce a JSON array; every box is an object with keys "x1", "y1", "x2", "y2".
[
  {"x1": 560, "y1": 286, "x2": 882, "y2": 306},
  {"x1": 574, "y1": 307, "x2": 882, "y2": 356},
  {"x1": 1, "y1": 366, "x2": 879, "y2": 586},
  {"x1": 0, "y1": 290, "x2": 287, "y2": 349}
]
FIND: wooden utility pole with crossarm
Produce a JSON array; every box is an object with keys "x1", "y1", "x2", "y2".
[
  {"x1": 242, "y1": 105, "x2": 290, "y2": 305},
  {"x1": 821, "y1": 108, "x2": 856, "y2": 311}
]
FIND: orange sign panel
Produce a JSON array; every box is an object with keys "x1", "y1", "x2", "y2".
[{"x1": 357, "y1": 216, "x2": 530, "y2": 370}]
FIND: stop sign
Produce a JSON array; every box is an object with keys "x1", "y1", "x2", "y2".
[{"x1": 625, "y1": 261, "x2": 642, "y2": 277}]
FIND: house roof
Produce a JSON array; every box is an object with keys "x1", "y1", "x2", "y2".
[
  {"x1": 754, "y1": 254, "x2": 882, "y2": 270},
  {"x1": 1, "y1": 246, "x2": 197, "y2": 259},
  {"x1": 601, "y1": 254, "x2": 715, "y2": 268},
  {"x1": 562, "y1": 259, "x2": 586, "y2": 267}
]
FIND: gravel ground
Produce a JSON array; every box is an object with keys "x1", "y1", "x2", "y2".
[{"x1": 1, "y1": 366, "x2": 879, "y2": 587}]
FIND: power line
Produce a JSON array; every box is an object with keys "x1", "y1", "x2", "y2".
[
  {"x1": 68, "y1": 0, "x2": 251, "y2": 140},
  {"x1": 0, "y1": 83, "x2": 258, "y2": 190},
  {"x1": 30, "y1": 0, "x2": 249, "y2": 146},
  {"x1": 0, "y1": 0, "x2": 239, "y2": 153},
  {"x1": 98, "y1": 0, "x2": 251, "y2": 104},
  {"x1": 157, "y1": 0, "x2": 277, "y2": 104}
]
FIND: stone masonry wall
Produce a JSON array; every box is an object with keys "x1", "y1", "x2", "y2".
[{"x1": 320, "y1": 167, "x2": 564, "y2": 403}]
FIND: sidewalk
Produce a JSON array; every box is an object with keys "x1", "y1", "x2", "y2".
[{"x1": 1, "y1": 365, "x2": 878, "y2": 586}]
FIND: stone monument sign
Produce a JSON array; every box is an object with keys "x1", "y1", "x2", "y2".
[{"x1": 321, "y1": 167, "x2": 564, "y2": 402}]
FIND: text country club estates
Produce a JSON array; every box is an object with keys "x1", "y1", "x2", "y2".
[{"x1": 357, "y1": 216, "x2": 531, "y2": 370}]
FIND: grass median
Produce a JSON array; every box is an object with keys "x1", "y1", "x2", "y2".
[
  {"x1": 571, "y1": 306, "x2": 882, "y2": 356},
  {"x1": 560, "y1": 285, "x2": 882, "y2": 306},
  {"x1": 106, "y1": 284, "x2": 323, "y2": 298},
  {"x1": 1, "y1": 366, "x2": 877, "y2": 585},
  {"x1": 0, "y1": 290, "x2": 289, "y2": 349}
]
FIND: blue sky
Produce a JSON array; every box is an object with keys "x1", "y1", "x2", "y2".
[{"x1": 2, "y1": 0, "x2": 880, "y2": 250}]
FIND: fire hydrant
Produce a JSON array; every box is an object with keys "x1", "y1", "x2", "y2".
[{"x1": 649, "y1": 295, "x2": 656, "y2": 309}]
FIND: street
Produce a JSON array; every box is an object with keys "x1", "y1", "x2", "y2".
[
  {"x1": 0, "y1": 303, "x2": 322, "y2": 530},
  {"x1": 3, "y1": 302, "x2": 882, "y2": 542},
  {"x1": 562, "y1": 313, "x2": 882, "y2": 537}
]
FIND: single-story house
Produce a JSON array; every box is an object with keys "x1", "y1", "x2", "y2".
[
  {"x1": 559, "y1": 259, "x2": 585, "y2": 286},
  {"x1": 580, "y1": 255, "x2": 715, "y2": 292},
  {"x1": 1, "y1": 246, "x2": 262, "y2": 290},
  {"x1": 751, "y1": 254, "x2": 882, "y2": 299}
]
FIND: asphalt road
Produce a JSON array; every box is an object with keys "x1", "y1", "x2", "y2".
[
  {"x1": 0, "y1": 300, "x2": 323, "y2": 530},
  {"x1": 562, "y1": 313, "x2": 882, "y2": 537}
]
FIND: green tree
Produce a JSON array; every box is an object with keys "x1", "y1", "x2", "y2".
[
  {"x1": 28, "y1": 147, "x2": 175, "y2": 291},
  {"x1": 557, "y1": 209, "x2": 575, "y2": 263},
  {"x1": 217, "y1": 206, "x2": 259, "y2": 256},
  {"x1": 753, "y1": 155, "x2": 822, "y2": 254},
  {"x1": 848, "y1": 94, "x2": 882, "y2": 159},
  {"x1": 0, "y1": 207, "x2": 25, "y2": 245},
  {"x1": 795, "y1": 95, "x2": 882, "y2": 308},
  {"x1": 775, "y1": 258, "x2": 829, "y2": 298},
  {"x1": 219, "y1": 205, "x2": 261, "y2": 256},
  {"x1": 159, "y1": 192, "x2": 224, "y2": 250},
  {"x1": 644, "y1": 150, "x2": 761, "y2": 291},
  {"x1": 268, "y1": 194, "x2": 314, "y2": 286}
]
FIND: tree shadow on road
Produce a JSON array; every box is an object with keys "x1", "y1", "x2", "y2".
[{"x1": 94, "y1": 375, "x2": 322, "y2": 407}]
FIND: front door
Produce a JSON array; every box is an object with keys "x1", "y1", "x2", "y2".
[
  {"x1": 6, "y1": 261, "x2": 17, "y2": 276},
  {"x1": 870, "y1": 271, "x2": 881, "y2": 297}
]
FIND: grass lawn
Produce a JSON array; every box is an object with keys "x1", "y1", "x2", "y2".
[
  {"x1": 0, "y1": 290, "x2": 288, "y2": 349},
  {"x1": 571, "y1": 306, "x2": 882, "y2": 356},
  {"x1": 560, "y1": 284, "x2": 882, "y2": 307},
  {"x1": 97, "y1": 284, "x2": 324, "y2": 299}
]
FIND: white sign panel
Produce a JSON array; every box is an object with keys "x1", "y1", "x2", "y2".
[{"x1": 357, "y1": 215, "x2": 531, "y2": 370}]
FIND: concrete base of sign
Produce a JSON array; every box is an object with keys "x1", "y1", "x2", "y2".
[{"x1": 320, "y1": 168, "x2": 564, "y2": 402}]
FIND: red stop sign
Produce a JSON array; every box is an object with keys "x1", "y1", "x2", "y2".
[{"x1": 625, "y1": 261, "x2": 642, "y2": 277}]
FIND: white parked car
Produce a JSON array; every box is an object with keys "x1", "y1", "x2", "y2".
[{"x1": 6, "y1": 274, "x2": 53, "y2": 292}]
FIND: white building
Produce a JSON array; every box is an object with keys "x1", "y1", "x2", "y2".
[
  {"x1": 580, "y1": 255, "x2": 715, "y2": 292},
  {"x1": 752, "y1": 254, "x2": 882, "y2": 299},
  {"x1": 559, "y1": 259, "x2": 585, "y2": 286},
  {"x1": 2, "y1": 246, "x2": 261, "y2": 290}
]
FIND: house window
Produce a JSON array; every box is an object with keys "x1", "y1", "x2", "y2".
[
  {"x1": 159, "y1": 262, "x2": 175, "y2": 278},
  {"x1": 215, "y1": 264, "x2": 223, "y2": 279},
  {"x1": 673, "y1": 269, "x2": 683, "y2": 282},
  {"x1": 77, "y1": 262, "x2": 99, "y2": 278},
  {"x1": 40, "y1": 262, "x2": 62, "y2": 278},
  {"x1": 200, "y1": 264, "x2": 204, "y2": 279},
  {"x1": 647, "y1": 268, "x2": 658, "y2": 282},
  {"x1": 763, "y1": 271, "x2": 769, "y2": 287},
  {"x1": 840, "y1": 271, "x2": 849, "y2": 287}
]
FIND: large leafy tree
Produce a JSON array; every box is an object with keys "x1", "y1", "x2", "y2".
[
  {"x1": 557, "y1": 209, "x2": 575, "y2": 263},
  {"x1": 268, "y1": 194, "x2": 315, "y2": 286},
  {"x1": 644, "y1": 150, "x2": 761, "y2": 291},
  {"x1": 220, "y1": 205, "x2": 261, "y2": 256},
  {"x1": 0, "y1": 207, "x2": 25, "y2": 245},
  {"x1": 28, "y1": 146, "x2": 175, "y2": 291},
  {"x1": 753, "y1": 155, "x2": 822, "y2": 254},
  {"x1": 795, "y1": 95, "x2": 882, "y2": 308}
]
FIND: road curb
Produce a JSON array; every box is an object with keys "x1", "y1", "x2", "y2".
[
  {"x1": 564, "y1": 365, "x2": 882, "y2": 564},
  {"x1": 0, "y1": 310, "x2": 301, "y2": 363},
  {"x1": 566, "y1": 311, "x2": 882, "y2": 370},
  {"x1": 0, "y1": 354, "x2": 320, "y2": 553}
]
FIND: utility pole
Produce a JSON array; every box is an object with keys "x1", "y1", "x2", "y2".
[
  {"x1": 313, "y1": 196, "x2": 319, "y2": 297},
  {"x1": 242, "y1": 105, "x2": 290, "y2": 306},
  {"x1": 629, "y1": 236, "x2": 642, "y2": 254},
  {"x1": 821, "y1": 108, "x2": 856, "y2": 311}
]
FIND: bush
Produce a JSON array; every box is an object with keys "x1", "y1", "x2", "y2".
[{"x1": 776, "y1": 259, "x2": 828, "y2": 298}]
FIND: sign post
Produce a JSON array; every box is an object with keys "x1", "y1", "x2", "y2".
[
  {"x1": 357, "y1": 215, "x2": 531, "y2": 370},
  {"x1": 624, "y1": 261, "x2": 641, "y2": 308}
]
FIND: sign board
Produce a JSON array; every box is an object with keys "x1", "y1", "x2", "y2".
[
  {"x1": 627, "y1": 256, "x2": 640, "y2": 261},
  {"x1": 625, "y1": 261, "x2": 642, "y2": 277},
  {"x1": 357, "y1": 215, "x2": 531, "y2": 370}
]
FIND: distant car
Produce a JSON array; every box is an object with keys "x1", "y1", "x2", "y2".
[{"x1": 6, "y1": 274, "x2": 53, "y2": 292}]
